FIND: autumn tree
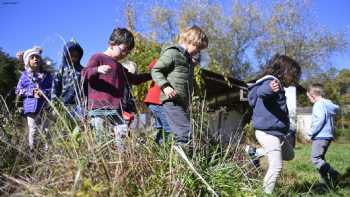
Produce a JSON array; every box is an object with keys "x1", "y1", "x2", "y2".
[
  {"x1": 146, "y1": 0, "x2": 347, "y2": 79},
  {"x1": 255, "y1": 0, "x2": 347, "y2": 77},
  {"x1": 148, "y1": 0, "x2": 265, "y2": 79},
  {"x1": 123, "y1": 3, "x2": 162, "y2": 111},
  {"x1": 335, "y1": 69, "x2": 350, "y2": 128}
]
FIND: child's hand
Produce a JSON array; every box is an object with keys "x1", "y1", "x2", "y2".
[
  {"x1": 33, "y1": 88, "x2": 41, "y2": 98},
  {"x1": 16, "y1": 51, "x2": 25, "y2": 65},
  {"x1": 163, "y1": 86, "x2": 176, "y2": 98},
  {"x1": 270, "y1": 80, "x2": 280, "y2": 92},
  {"x1": 97, "y1": 65, "x2": 112, "y2": 74},
  {"x1": 16, "y1": 51, "x2": 24, "y2": 60}
]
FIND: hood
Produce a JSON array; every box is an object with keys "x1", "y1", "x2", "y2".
[
  {"x1": 320, "y1": 98, "x2": 339, "y2": 116},
  {"x1": 161, "y1": 44, "x2": 189, "y2": 58},
  {"x1": 248, "y1": 75, "x2": 282, "y2": 107},
  {"x1": 249, "y1": 75, "x2": 282, "y2": 89},
  {"x1": 62, "y1": 40, "x2": 83, "y2": 68}
]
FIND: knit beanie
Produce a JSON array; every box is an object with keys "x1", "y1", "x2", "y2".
[{"x1": 23, "y1": 47, "x2": 42, "y2": 66}]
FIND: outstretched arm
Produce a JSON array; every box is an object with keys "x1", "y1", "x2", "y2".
[{"x1": 126, "y1": 70, "x2": 152, "y2": 85}]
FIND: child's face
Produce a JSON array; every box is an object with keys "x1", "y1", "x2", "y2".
[
  {"x1": 28, "y1": 54, "x2": 41, "y2": 70},
  {"x1": 186, "y1": 44, "x2": 201, "y2": 56},
  {"x1": 69, "y1": 49, "x2": 81, "y2": 65},
  {"x1": 109, "y1": 44, "x2": 130, "y2": 60},
  {"x1": 307, "y1": 92, "x2": 316, "y2": 103}
]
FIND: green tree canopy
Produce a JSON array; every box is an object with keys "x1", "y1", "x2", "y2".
[{"x1": 0, "y1": 49, "x2": 22, "y2": 107}]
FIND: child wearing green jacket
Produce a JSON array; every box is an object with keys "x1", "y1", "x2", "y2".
[{"x1": 151, "y1": 26, "x2": 208, "y2": 144}]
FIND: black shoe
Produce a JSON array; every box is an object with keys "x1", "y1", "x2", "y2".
[
  {"x1": 319, "y1": 163, "x2": 339, "y2": 188},
  {"x1": 328, "y1": 168, "x2": 340, "y2": 187},
  {"x1": 319, "y1": 174, "x2": 329, "y2": 185}
]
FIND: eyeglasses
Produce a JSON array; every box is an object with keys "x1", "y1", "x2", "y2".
[{"x1": 116, "y1": 45, "x2": 130, "y2": 55}]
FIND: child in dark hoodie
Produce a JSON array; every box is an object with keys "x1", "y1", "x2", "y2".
[
  {"x1": 248, "y1": 54, "x2": 301, "y2": 194},
  {"x1": 307, "y1": 83, "x2": 340, "y2": 186},
  {"x1": 52, "y1": 39, "x2": 85, "y2": 120},
  {"x1": 15, "y1": 47, "x2": 53, "y2": 151}
]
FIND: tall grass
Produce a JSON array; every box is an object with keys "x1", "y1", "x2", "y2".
[{"x1": 0, "y1": 96, "x2": 262, "y2": 196}]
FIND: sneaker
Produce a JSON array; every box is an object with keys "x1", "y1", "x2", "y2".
[
  {"x1": 245, "y1": 145, "x2": 260, "y2": 168},
  {"x1": 328, "y1": 169, "x2": 340, "y2": 187},
  {"x1": 319, "y1": 164, "x2": 339, "y2": 187}
]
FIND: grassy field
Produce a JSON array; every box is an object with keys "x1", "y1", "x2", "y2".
[
  {"x1": 1, "y1": 106, "x2": 349, "y2": 196},
  {"x1": 274, "y1": 142, "x2": 350, "y2": 196}
]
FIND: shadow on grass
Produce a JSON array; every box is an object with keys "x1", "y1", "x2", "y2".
[
  {"x1": 338, "y1": 167, "x2": 350, "y2": 188},
  {"x1": 290, "y1": 181, "x2": 331, "y2": 195},
  {"x1": 285, "y1": 167, "x2": 350, "y2": 195}
]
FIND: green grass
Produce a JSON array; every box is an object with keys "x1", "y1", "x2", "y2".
[
  {"x1": 335, "y1": 128, "x2": 350, "y2": 143},
  {"x1": 275, "y1": 142, "x2": 350, "y2": 196}
]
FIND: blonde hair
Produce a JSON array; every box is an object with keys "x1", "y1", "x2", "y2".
[
  {"x1": 308, "y1": 83, "x2": 325, "y2": 97},
  {"x1": 178, "y1": 26, "x2": 208, "y2": 49}
]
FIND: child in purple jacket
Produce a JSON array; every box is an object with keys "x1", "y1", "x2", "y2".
[{"x1": 15, "y1": 47, "x2": 53, "y2": 152}]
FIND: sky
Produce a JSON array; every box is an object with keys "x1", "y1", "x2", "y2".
[
  {"x1": 0, "y1": 0, "x2": 349, "y2": 70},
  {"x1": 311, "y1": 0, "x2": 350, "y2": 70}
]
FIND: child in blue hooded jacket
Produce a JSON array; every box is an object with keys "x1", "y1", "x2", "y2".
[
  {"x1": 51, "y1": 39, "x2": 85, "y2": 120},
  {"x1": 307, "y1": 83, "x2": 340, "y2": 186},
  {"x1": 248, "y1": 54, "x2": 301, "y2": 194},
  {"x1": 15, "y1": 47, "x2": 52, "y2": 151}
]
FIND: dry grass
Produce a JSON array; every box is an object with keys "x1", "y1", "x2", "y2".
[{"x1": 0, "y1": 99, "x2": 261, "y2": 196}]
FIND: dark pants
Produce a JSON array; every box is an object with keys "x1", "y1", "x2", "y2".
[{"x1": 162, "y1": 101, "x2": 191, "y2": 144}]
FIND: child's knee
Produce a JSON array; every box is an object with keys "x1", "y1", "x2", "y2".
[
  {"x1": 268, "y1": 154, "x2": 283, "y2": 172},
  {"x1": 310, "y1": 153, "x2": 326, "y2": 169},
  {"x1": 269, "y1": 162, "x2": 283, "y2": 174}
]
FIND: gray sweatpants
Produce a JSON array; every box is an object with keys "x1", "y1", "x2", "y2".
[{"x1": 311, "y1": 139, "x2": 331, "y2": 169}]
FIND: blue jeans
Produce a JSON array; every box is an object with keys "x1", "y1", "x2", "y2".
[
  {"x1": 66, "y1": 105, "x2": 85, "y2": 121},
  {"x1": 89, "y1": 109, "x2": 127, "y2": 149},
  {"x1": 148, "y1": 104, "x2": 171, "y2": 144}
]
